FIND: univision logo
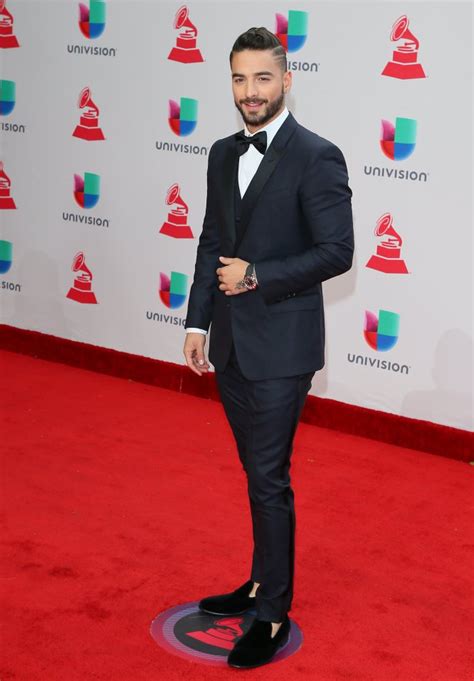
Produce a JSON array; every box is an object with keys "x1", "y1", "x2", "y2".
[
  {"x1": 347, "y1": 309, "x2": 409, "y2": 375},
  {"x1": 146, "y1": 271, "x2": 188, "y2": 325},
  {"x1": 364, "y1": 309, "x2": 399, "y2": 351},
  {"x1": 0, "y1": 239, "x2": 12, "y2": 274},
  {"x1": 157, "y1": 97, "x2": 207, "y2": 154},
  {"x1": 276, "y1": 10, "x2": 307, "y2": 52},
  {"x1": 0, "y1": 79, "x2": 15, "y2": 115},
  {"x1": 79, "y1": 0, "x2": 106, "y2": 39},
  {"x1": 168, "y1": 97, "x2": 198, "y2": 137},
  {"x1": 159, "y1": 271, "x2": 188, "y2": 309},
  {"x1": 364, "y1": 116, "x2": 428, "y2": 183},
  {"x1": 67, "y1": 0, "x2": 117, "y2": 56},
  {"x1": 274, "y1": 9, "x2": 319, "y2": 73},
  {"x1": 380, "y1": 117, "x2": 417, "y2": 161},
  {"x1": 0, "y1": 239, "x2": 21, "y2": 293},
  {"x1": 63, "y1": 171, "x2": 110, "y2": 228},
  {"x1": 74, "y1": 172, "x2": 100, "y2": 208},
  {"x1": 0, "y1": 79, "x2": 26, "y2": 133}
]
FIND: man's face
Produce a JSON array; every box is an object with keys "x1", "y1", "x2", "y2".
[{"x1": 231, "y1": 49, "x2": 292, "y2": 132}]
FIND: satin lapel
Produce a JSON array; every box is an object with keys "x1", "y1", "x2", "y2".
[
  {"x1": 220, "y1": 143, "x2": 239, "y2": 251},
  {"x1": 235, "y1": 113, "x2": 298, "y2": 252}
]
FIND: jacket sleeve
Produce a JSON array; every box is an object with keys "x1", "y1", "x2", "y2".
[
  {"x1": 184, "y1": 143, "x2": 221, "y2": 330},
  {"x1": 255, "y1": 143, "x2": 354, "y2": 305}
]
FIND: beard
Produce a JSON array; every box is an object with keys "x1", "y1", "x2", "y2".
[{"x1": 235, "y1": 87, "x2": 285, "y2": 129}]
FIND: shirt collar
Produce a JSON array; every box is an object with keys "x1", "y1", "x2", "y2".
[{"x1": 243, "y1": 106, "x2": 289, "y2": 149}]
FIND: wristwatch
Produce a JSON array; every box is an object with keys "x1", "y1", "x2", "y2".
[{"x1": 236, "y1": 263, "x2": 258, "y2": 291}]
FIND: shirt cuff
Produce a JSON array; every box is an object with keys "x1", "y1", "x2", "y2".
[{"x1": 185, "y1": 327, "x2": 207, "y2": 335}]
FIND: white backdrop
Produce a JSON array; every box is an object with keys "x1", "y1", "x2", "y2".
[{"x1": 1, "y1": 0, "x2": 472, "y2": 431}]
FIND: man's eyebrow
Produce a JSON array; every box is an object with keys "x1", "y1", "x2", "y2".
[{"x1": 232, "y1": 71, "x2": 275, "y2": 77}]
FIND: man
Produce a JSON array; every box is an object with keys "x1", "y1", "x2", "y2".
[{"x1": 183, "y1": 27, "x2": 353, "y2": 669}]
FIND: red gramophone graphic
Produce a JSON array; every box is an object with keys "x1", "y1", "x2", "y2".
[
  {"x1": 160, "y1": 183, "x2": 193, "y2": 238},
  {"x1": 381, "y1": 15, "x2": 426, "y2": 79},
  {"x1": 66, "y1": 251, "x2": 98, "y2": 304},
  {"x1": 0, "y1": 161, "x2": 16, "y2": 209},
  {"x1": 168, "y1": 5, "x2": 204, "y2": 63},
  {"x1": 186, "y1": 617, "x2": 244, "y2": 651},
  {"x1": 366, "y1": 213, "x2": 409, "y2": 274},
  {"x1": 0, "y1": 0, "x2": 19, "y2": 48},
  {"x1": 72, "y1": 87, "x2": 105, "y2": 141}
]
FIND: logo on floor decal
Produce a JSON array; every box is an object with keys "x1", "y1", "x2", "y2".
[{"x1": 150, "y1": 602, "x2": 303, "y2": 665}]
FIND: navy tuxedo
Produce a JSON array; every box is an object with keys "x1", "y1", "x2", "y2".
[
  {"x1": 185, "y1": 111, "x2": 354, "y2": 380},
  {"x1": 186, "y1": 112, "x2": 353, "y2": 622}
]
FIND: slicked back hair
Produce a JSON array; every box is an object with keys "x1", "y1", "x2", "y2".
[{"x1": 229, "y1": 27, "x2": 288, "y2": 72}]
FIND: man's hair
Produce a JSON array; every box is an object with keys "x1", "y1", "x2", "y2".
[{"x1": 229, "y1": 27, "x2": 287, "y2": 72}]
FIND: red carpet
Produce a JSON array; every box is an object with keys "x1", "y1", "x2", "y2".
[{"x1": 1, "y1": 349, "x2": 473, "y2": 680}]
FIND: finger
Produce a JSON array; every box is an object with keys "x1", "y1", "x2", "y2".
[
  {"x1": 184, "y1": 350, "x2": 203, "y2": 375},
  {"x1": 184, "y1": 345, "x2": 208, "y2": 373},
  {"x1": 193, "y1": 345, "x2": 208, "y2": 368},
  {"x1": 219, "y1": 257, "x2": 233, "y2": 264}
]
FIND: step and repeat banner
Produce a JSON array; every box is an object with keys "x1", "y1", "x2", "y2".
[{"x1": 1, "y1": 1, "x2": 472, "y2": 431}]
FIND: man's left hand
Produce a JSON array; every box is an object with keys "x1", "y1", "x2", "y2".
[{"x1": 216, "y1": 257, "x2": 249, "y2": 295}]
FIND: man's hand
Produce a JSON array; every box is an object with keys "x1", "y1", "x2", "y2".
[
  {"x1": 216, "y1": 257, "x2": 249, "y2": 295},
  {"x1": 183, "y1": 333, "x2": 210, "y2": 376}
]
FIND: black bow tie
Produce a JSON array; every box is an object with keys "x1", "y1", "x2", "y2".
[{"x1": 235, "y1": 130, "x2": 267, "y2": 156}]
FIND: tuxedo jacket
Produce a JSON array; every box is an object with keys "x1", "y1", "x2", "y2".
[{"x1": 185, "y1": 112, "x2": 354, "y2": 380}]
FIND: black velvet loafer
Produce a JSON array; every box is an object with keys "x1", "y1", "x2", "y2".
[
  {"x1": 227, "y1": 614, "x2": 291, "y2": 668},
  {"x1": 198, "y1": 579, "x2": 257, "y2": 615}
]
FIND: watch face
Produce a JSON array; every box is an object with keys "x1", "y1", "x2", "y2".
[{"x1": 243, "y1": 276, "x2": 257, "y2": 290}]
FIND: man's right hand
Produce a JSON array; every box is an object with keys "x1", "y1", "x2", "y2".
[{"x1": 183, "y1": 333, "x2": 210, "y2": 376}]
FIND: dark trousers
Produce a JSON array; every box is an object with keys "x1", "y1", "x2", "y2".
[{"x1": 215, "y1": 344, "x2": 314, "y2": 622}]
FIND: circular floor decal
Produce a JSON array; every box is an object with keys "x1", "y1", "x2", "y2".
[{"x1": 150, "y1": 601, "x2": 303, "y2": 666}]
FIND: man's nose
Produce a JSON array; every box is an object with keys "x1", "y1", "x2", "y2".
[{"x1": 244, "y1": 80, "x2": 258, "y2": 99}]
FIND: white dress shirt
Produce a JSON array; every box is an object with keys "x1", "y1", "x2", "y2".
[{"x1": 186, "y1": 107, "x2": 290, "y2": 335}]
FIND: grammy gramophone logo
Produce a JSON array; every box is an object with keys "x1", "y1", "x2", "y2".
[
  {"x1": 0, "y1": 0, "x2": 20, "y2": 48},
  {"x1": 72, "y1": 87, "x2": 105, "y2": 141},
  {"x1": 0, "y1": 161, "x2": 16, "y2": 209},
  {"x1": 66, "y1": 251, "x2": 98, "y2": 304},
  {"x1": 160, "y1": 183, "x2": 193, "y2": 238},
  {"x1": 381, "y1": 15, "x2": 426, "y2": 80},
  {"x1": 168, "y1": 5, "x2": 204, "y2": 63},
  {"x1": 365, "y1": 213, "x2": 409, "y2": 274}
]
